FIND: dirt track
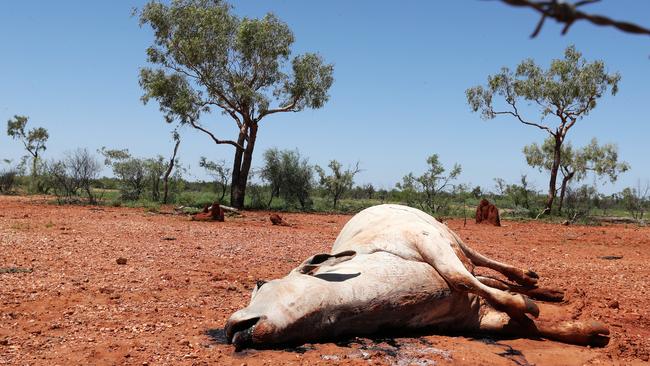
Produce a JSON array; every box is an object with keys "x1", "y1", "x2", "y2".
[{"x1": 1, "y1": 195, "x2": 649, "y2": 365}]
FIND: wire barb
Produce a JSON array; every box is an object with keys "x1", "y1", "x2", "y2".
[{"x1": 499, "y1": 0, "x2": 650, "y2": 38}]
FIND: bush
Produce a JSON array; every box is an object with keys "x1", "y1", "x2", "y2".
[
  {"x1": 176, "y1": 191, "x2": 221, "y2": 208},
  {"x1": 0, "y1": 168, "x2": 17, "y2": 194},
  {"x1": 47, "y1": 149, "x2": 102, "y2": 204},
  {"x1": 621, "y1": 182, "x2": 649, "y2": 220},
  {"x1": 396, "y1": 154, "x2": 461, "y2": 214},
  {"x1": 260, "y1": 148, "x2": 314, "y2": 210},
  {"x1": 564, "y1": 185, "x2": 599, "y2": 223}
]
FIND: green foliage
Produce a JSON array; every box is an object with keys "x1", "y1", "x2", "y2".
[
  {"x1": 260, "y1": 148, "x2": 314, "y2": 209},
  {"x1": 138, "y1": 0, "x2": 334, "y2": 208},
  {"x1": 466, "y1": 45, "x2": 620, "y2": 122},
  {"x1": 144, "y1": 155, "x2": 166, "y2": 201},
  {"x1": 396, "y1": 154, "x2": 461, "y2": 214},
  {"x1": 315, "y1": 160, "x2": 361, "y2": 209},
  {"x1": 100, "y1": 148, "x2": 146, "y2": 200},
  {"x1": 524, "y1": 137, "x2": 629, "y2": 184},
  {"x1": 176, "y1": 190, "x2": 222, "y2": 208},
  {"x1": 138, "y1": 1, "x2": 334, "y2": 122},
  {"x1": 100, "y1": 147, "x2": 182, "y2": 202},
  {"x1": 524, "y1": 136, "x2": 629, "y2": 212}
]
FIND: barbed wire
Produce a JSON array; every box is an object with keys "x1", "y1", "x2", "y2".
[{"x1": 499, "y1": 0, "x2": 650, "y2": 38}]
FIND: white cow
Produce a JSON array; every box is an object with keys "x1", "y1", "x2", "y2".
[{"x1": 226, "y1": 204, "x2": 608, "y2": 350}]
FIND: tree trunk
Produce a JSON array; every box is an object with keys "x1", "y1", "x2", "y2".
[
  {"x1": 230, "y1": 123, "x2": 258, "y2": 209},
  {"x1": 230, "y1": 131, "x2": 247, "y2": 208},
  {"x1": 32, "y1": 155, "x2": 38, "y2": 178},
  {"x1": 557, "y1": 171, "x2": 575, "y2": 213},
  {"x1": 544, "y1": 135, "x2": 563, "y2": 214},
  {"x1": 162, "y1": 138, "x2": 180, "y2": 204}
]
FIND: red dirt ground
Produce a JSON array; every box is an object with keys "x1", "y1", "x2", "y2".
[{"x1": 1, "y1": 195, "x2": 648, "y2": 365}]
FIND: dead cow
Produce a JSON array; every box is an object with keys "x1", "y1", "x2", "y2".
[
  {"x1": 226, "y1": 204, "x2": 608, "y2": 350},
  {"x1": 192, "y1": 201, "x2": 224, "y2": 222},
  {"x1": 475, "y1": 198, "x2": 501, "y2": 226}
]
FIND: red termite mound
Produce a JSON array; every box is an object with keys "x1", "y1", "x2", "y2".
[
  {"x1": 475, "y1": 199, "x2": 501, "y2": 226},
  {"x1": 192, "y1": 202, "x2": 225, "y2": 222},
  {"x1": 270, "y1": 213, "x2": 291, "y2": 227}
]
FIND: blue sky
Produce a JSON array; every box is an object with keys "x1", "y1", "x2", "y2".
[{"x1": 1, "y1": 1, "x2": 648, "y2": 193}]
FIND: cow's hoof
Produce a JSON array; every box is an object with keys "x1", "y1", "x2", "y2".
[
  {"x1": 499, "y1": 295, "x2": 540, "y2": 324},
  {"x1": 585, "y1": 321, "x2": 610, "y2": 347},
  {"x1": 527, "y1": 287, "x2": 564, "y2": 302},
  {"x1": 523, "y1": 295, "x2": 540, "y2": 318},
  {"x1": 507, "y1": 269, "x2": 539, "y2": 287}
]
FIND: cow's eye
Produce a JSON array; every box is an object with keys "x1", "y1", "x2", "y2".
[{"x1": 256, "y1": 280, "x2": 267, "y2": 289}]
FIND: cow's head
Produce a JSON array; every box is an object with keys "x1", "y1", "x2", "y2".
[{"x1": 225, "y1": 250, "x2": 357, "y2": 350}]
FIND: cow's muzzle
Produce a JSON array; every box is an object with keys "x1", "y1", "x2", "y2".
[{"x1": 225, "y1": 317, "x2": 261, "y2": 351}]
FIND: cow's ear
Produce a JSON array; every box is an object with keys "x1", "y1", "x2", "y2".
[{"x1": 297, "y1": 250, "x2": 356, "y2": 275}]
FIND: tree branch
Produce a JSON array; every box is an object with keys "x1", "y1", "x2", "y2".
[
  {"x1": 256, "y1": 98, "x2": 298, "y2": 121},
  {"x1": 493, "y1": 110, "x2": 553, "y2": 135},
  {"x1": 187, "y1": 120, "x2": 244, "y2": 151}
]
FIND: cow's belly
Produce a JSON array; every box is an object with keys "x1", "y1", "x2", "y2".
[
  {"x1": 299, "y1": 252, "x2": 479, "y2": 338},
  {"x1": 331, "y1": 204, "x2": 457, "y2": 262}
]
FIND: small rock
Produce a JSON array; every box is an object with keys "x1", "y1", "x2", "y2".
[
  {"x1": 162, "y1": 237, "x2": 176, "y2": 241},
  {"x1": 607, "y1": 300, "x2": 620, "y2": 309},
  {"x1": 116, "y1": 257, "x2": 128, "y2": 265},
  {"x1": 99, "y1": 287, "x2": 114, "y2": 294},
  {"x1": 0, "y1": 339, "x2": 9, "y2": 346},
  {"x1": 179, "y1": 339, "x2": 190, "y2": 346}
]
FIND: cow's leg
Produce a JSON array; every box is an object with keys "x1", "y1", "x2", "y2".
[
  {"x1": 415, "y1": 235, "x2": 539, "y2": 322},
  {"x1": 449, "y1": 232, "x2": 539, "y2": 287},
  {"x1": 478, "y1": 307, "x2": 609, "y2": 347},
  {"x1": 476, "y1": 276, "x2": 564, "y2": 302}
]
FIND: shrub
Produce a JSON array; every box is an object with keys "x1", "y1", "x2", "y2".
[
  {"x1": 47, "y1": 149, "x2": 102, "y2": 204},
  {"x1": 0, "y1": 168, "x2": 17, "y2": 194}
]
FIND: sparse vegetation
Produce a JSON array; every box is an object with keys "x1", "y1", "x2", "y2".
[
  {"x1": 396, "y1": 154, "x2": 461, "y2": 214},
  {"x1": 316, "y1": 160, "x2": 361, "y2": 209},
  {"x1": 48, "y1": 149, "x2": 102, "y2": 204}
]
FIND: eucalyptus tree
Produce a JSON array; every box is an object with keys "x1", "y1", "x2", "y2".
[
  {"x1": 138, "y1": 0, "x2": 334, "y2": 208},
  {"x1": 6, "y1": 115, "x2": 49, "y2": 178},
  {"x1": 199, "y1": 156, "x2": 231, "y2": 201},
  {"x1": 524, "y1": 136, "x2": 629, "y2": 212},
  {"x1": 316, "y1": 160, "x2": 361, "y2": 209},
  {"x1": 466, "y1": 45, "x2": 620, "y2": 214},
  {"x1": 260, "y1": 148, "x2": 314, "y2": 209},
  {"x1": 162, "y1": 130, "x2": 181, "y2": 204},
  {"x1": 398, "y1": 154, "x2": 461, "y2": 214}
]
